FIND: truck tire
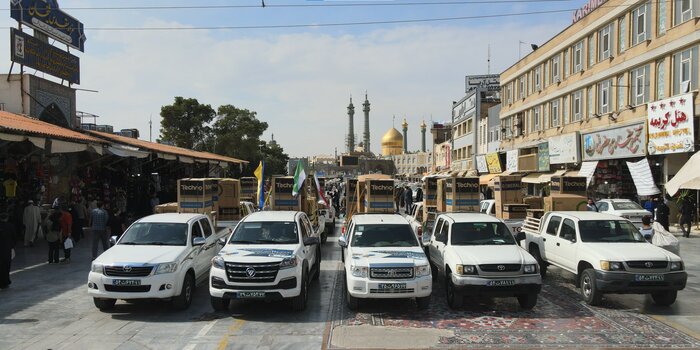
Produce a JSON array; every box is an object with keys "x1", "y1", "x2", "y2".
[
  {"x1": 580, "y1": 268, "x2": 602, "y2": 306},
  {"x1": 211, "y1": 296, "x2": 229, "y2": 312},
  {"x1": 651, "y1": 290, "x2": 677, "y2": 306},
  {"x1": 291, "y1": 268, "x2": 308, "y2": 311},
  {"x1": 173, "y1": 273, "x2": 195, "y2": 310},
  {"x1": 312, "y1": 247, "x2": 321, "y2": 281},
  {"x1": 517, "y1": 292, "x2": 538, "y2": 310},
  {"x1": 445, "y1": 272, "x2": 463, "y2": 309},
  {"x1": 345, "y1": 270, "x2": 360, "y2": 311},
  {"x1": 416, "y1": 296, "x2": 431, "y2": 310},
  {"x1": 530, "y1": 247, "x2": 547, "y2": 278},
  {"x1": 93, "y1": 297, "x2": 116, "y2": 311}
]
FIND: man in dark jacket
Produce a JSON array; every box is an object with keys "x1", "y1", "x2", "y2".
[
  {"x1": 0, "y1": 212, "x2": 16, "y2": 289},
  {"x1": 654, "y1": 197, "x2": 670, "y2": 231},
  {"x1": 404, "y1": 186, "x2": 413, "y2": 214},
  {"x1": 680, "y1": 197, "x2": 695, "y2": 238}
]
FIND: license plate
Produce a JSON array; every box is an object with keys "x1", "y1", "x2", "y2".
[
  {"x1": 378, "y1": 283, "x2": 407, "y2": 290},
  {"x1": 487, "y1": 280, "x2": 515, "y2": 286},
  {"x1": 635, "y1": 274, "x2": 665, "y2": 282},
  {"x1": 238, "y1": 291, "x2": 266, "y2": 298},
  {"x1": 112, "y1": 279, "x2": 140, "y2": 286}
]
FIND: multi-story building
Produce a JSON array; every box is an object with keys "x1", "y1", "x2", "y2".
[
  {"x1": 430, "y1": 122, "x2": 452, "y2": 172},
  {"x1": 499, "y1": 0, "x2": 698, "y2": 199},
  {"x1": 391, "y1": 152, "x2": 432, "y2": 181}
]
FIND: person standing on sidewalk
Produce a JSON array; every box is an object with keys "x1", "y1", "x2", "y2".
[
  {"x1": 60, "y1": 206, "x2": 73, "y2": 263},
  {"x1": 654, "y1": 197, "x2": 670, "y2": 231},
  {"x1": 0, "y1": 213, "x2": 16, "y2": 289},
  {"x1": 680, "y1": 196, "x2": 696, "y2": 238},
  {"x1": 22, "y1": 200, "x2": 41, "y2": 247},
  {"x1": 71, "y1": 199, "x2": 87, "y2": 243},
  {"x1": 90, "y1": 201, "x2": 109, "y2": 260},
  {"x1": 45, "y1": 210, "x2": 62, "y2": 264},
  {"x1": 404, "y1": 185, "x2": 413, "y2": 215}
]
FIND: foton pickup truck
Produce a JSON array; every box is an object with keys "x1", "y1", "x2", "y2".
[
  {"x1": 88, "y1": 213, "x2": 231, "y2": 311},
  {"x1": 339, "y1": 213, "x2": 432, "y2": 310},
  {"x1": 426, "y1": 213, "x2": 541, "y2": 309},
  {"x1": 519, "y1": 211, "x2": 687, "y2": 306},
  {"x1": 209, "y1": 211, "x2": 321, "y2": 312}
]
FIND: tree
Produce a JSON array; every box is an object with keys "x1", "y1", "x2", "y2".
[
  {"x1": 160, "y1": 97, "x2": 215, "y2": 150},
  {"x1": 261, "y1": 140, "x2": 289, "y2": 176}
]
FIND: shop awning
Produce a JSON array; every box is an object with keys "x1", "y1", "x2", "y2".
[
  {"x1": 87, "y1": 131, "x2": 248, "y2": 165},
  {"x1": 107, "y1": 144, "x2": 150, "y2": 159},
  {"x1": 577, "y1": 161, "x2": 599, "y2": 187},
  {"x1": 626, "y1": 159, "x2": 661, "y2": 196},
  {"x1": 539, "y1": 169, "x2": 567, "y2": 183},
  {"x1": 0, "y1": 132, "x2": 46, "y2": 149},
  {"x1": 51, "y1": 140, "x2": 88, "y2": 153},
  {"x1": 666, "y1": 151, "x2": 700, "y2": 196},
  {"x1": 0, "y1": 111, "x2": 105, "y2": 149},
  {"x1": 479, "y1": 173, "x2": 500, "y2": 185},
  {"x1": 522, "y1": 170, "x2": 567, "y2": 184}
]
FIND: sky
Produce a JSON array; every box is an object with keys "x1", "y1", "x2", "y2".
[{"x1": 0, "y1": 0, "x2": 578, "y2": 158}]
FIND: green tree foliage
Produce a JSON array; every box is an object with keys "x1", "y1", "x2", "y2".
[{"x1": 160, "y1": 97, "x2": 215, "y2": 150}]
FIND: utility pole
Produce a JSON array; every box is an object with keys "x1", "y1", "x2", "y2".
[{"x1": 149, "y1": 114, "x2": 152, "y2": 142}]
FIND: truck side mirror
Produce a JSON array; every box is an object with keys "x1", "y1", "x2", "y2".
[
  {"x1": 421, "y1": 233, "x2": 432, "y2": 247},
  {"x1": 109, "y1": 235, "x2": 118, "y2": 246},
  {"x1": 304, "y1": 237, "x2": 320, "y2": 246},
  {"x1": 192, "y1": 237, "x2": 206, "y2": 246},
  {"x1": 515, "y1": 231, "x2": 526, "y2": 243},
  {"x1": 338, "y1": 235, "x2": 348, "y2": 248},
  {"x1": 217, "y1": 237, "x2": 226, "y2": 246}
]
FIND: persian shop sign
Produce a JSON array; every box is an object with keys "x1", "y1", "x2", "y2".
[
  {"x1": 582, "y1": 122, "x2": 646, "y2": 161},
  {"x1": 572, "y1": 0, "x2": 607, "y2": 24},
  {"x1": 647, "y1": 93, "x2": 695, "y2": 155},
  {"x1": 11, "y1": 28, "x2": 79, "y2": 84},
  {"x1": 11, "y1": 0, "x2": 86, "y2": 52}
]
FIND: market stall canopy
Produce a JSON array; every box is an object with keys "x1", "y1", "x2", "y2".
[
  {"x1": 665, "y1": 151, "x2": 700, "y2": 196},
  {"x1": 86, "y1": 131, "x2": 248, "y2": 165},
  {"x1": 626, "y1": 159, "x2": 661, "y2": 196},
  {"x1": 0, "y1": 111, "x2": 106, "y2": 151},
  {"x1": 479, "y1": 173, "x2": 500, "y2": 185},
  {"x1": 577, "y1": 161, "x2": 599, "y2": 186},
  {"x1": 522, "y1": 169, "x2": 568, "y2": 184}
]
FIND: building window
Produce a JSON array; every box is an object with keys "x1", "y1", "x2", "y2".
[
  {"x1": 519, "y1": 76, "x2": 525, "y2": 99},
  {"x1": 659, "y1": 0, "x2": 667, "y2": 35},
  {"x1": 572, "y1": 90, "x2": 582, "y2": 122},
  {"x1": 466, "y1": 118, "x2": 473, "y2": 134},
  {"x1": 619, "y1": 15, "x2": 627, "y2": 53},
  {"x1": 587, "y1": 87, "x2": 594, "y2": 118},
  {"x1": 489, "y1": 130, "x2": 493, "y2": 143},
  {"x1": 551, "y1": 99, "x2": 560, "y2": 127},
  {"x1": 535, "y1": 66, "x2": 542, "y2": 91},
  {"x1": 564, "y1": 49, "x2": 570, "y2": 78},
  {"x1": 632, "y1": 2, "x2": 651, "y2": 46},
  {"x1": 563, "y1": 95, "x2": 569, "y2": 124},
  {"x1": 528, "y1": 72, "x2": 533, "y2": 95},
  {"x1": 617, "y1": 75, "x2": 625, "y2": 110},
  {"x1": 673, "y1": 46, "x2": 699, "y2": 94},
  {"x1": 544, "y1": 62, "x2": 549, "y2": 88},
  {"x1": 588, "y1": 35, "x2": 595, "y2": 67},
  {"x1": 543, "y1": 103, "x2": 549, "y2": 129},
  {"x1": 599, "y1": 23, "x2": 613, "y2": 61},
  {"x1": 630, "y1": 64, "x2": 651, "y2": 105},
  {"x1": 598, "y1": 79, "x2": 611, "y2": 114},
  {"x1": 657, "y1": 60, "x2": 666, "y2": 99},
  {"x1": 507, "y1": 83, "x2": 513, "y2": 104},
  {"x1": 573, "y1": 41, "x2": 584, "y2": 73},
  {"x1": 675, "y1": 0, "x2": 699, "y2": 25},
  {"x1": 533, "y1": 107, "x2": 540, "y2": 131},
  {"x1": 551, "y1": 55, "x2": 560, "y2": 83},
  {"x1": 467, "y1": 146, "x2": 473, "y2": 158}
]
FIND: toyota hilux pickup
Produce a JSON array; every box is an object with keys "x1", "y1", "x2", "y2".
[
  {"x1": 520, "y1": 211, "x2": 687, "y2": 306},
  {"x1": 209, "y1": 211, "x2": 321, "y2": 312},
  {"x1": 426, "y1": 213, "x2": 541, "y2": 309},
  {"x1": 479, "y1": 200, "x2": 524, "y2": 235},
  {"x1": 338, "y1": 213, "x2": 432, "y2": 310},
  {"x1": 88, "y1": 213, "x2": 230, "y2": 311}
]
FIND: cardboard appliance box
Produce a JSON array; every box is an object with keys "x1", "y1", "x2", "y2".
[
  {"x1": 436, "y1": 179, "x2": 447, "y2": 213},
  {"x1": 493, "y1": 175, "x2": 523, "y2": 218},
  {"x1": 543, "y1": 194, "x2": 588, "y2": 212},
  {"x1": 423, "y1": 177, "x2": 439, "y2": 207},
  {"x1": 551, "y1": 176, "x2": 588, "y2": 196},
  {"x1": 523, "y1": 196, "x2": 544, "y2": 210},
  {"x1": 526, "y1": 209, "x2": 545, "y2": 219},
  {"x1": 364, "y1": 179, "x2": 395, "y2": 213},
  {"x1": 177, "y1": 178, "x2": 216, "y2": 213},
  {"x1": 501, "y1": 203, "x2": 529, "y2": 219},
  {"x1": 240, "y1": 177, "x2": 258, "y2": 199},
  {"x1": 345, "y1": 179, "x2": 358, "y2": 215},
  {"x1": 271, "y1": 176, "x2": 302, "y2": 211},
  {"x1": 154, "y1": 202, "x2": 178, "y2": 214},
  {"x1": 444, "y1": 177, "x2": 480, "y2": 212}
]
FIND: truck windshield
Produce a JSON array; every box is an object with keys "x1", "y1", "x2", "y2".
[
  {"x1": 119, "y1": 223, "x2": 188, "y2": 246},
  {"x1": 578, "y1": 220, "x2": 646, "y2": 243},
  {"x1": 351, "y1": 224, "x2": 419, "y2": 248},
  {"x1": 611, "y1": 202, "x2": 644, "y2": 210},
  {"x1": 450, "y1": 222, "x2": 515, "y2": 246},
  {"x1": 230, "y1": 221, "x2": 298, "y2": 244}
]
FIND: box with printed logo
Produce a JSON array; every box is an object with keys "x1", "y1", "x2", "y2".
[
  {"x1": 550, "y1": 176, "x2": 587, "y2": 196},
  {"x1": 240, "y1": 177, "x2": 258, "y2": 200},
  {"x1": 364, "y1": 179, "x2": 395, "y2": 213},
  {"x1": 444, "y1": 177, "x2": 480, "y2": 212},
  {"x1": 177, "y1": 178, "x2": 216, "y2": 213},
  {"x1": 493, "y1": 175, "x2": 523, "y2": 218},
  {"x1": 423, "y1": 177, "x2": 439, "y2": 207},
  {"x1": 543, "y1": 194, "x2": 588, "y2": 212},
  {"x1": 501, "y1": 203, "x2": 529, "y2": 219},
  {"x1": 271, "y1": 176, "x2": 303, "y2": 211}
]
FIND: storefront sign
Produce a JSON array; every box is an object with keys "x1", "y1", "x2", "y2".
[
  {"x1": 466, "y1": 74, "x2": 499, "y2": 92},
  {"x1": 506, "y1": 150, "x2": 519, "y2": 172},
  {"x1": 572, "y1": 0, "x2": 607, "y2": 24},
  {"x1": 453, "y1": 95, "x2": 476, "y2": 121},
  {"x1": 548, "y1": 133, "x2": 580, "y2": 164},
  {"x1": 486, "y1": 152, "x2": 502, "y2": 174},
  {"x1": 10, "y1": 28, "x2": 79, "y2": 84},
  {"x1": 582, "y1": 122, "x2": 646, "y2": 161},
  {"x1": 647, "y1": 93, "x2": 695, "y2": 155},
  {"x1": 537, "y1": 143, "x2": 550, "y2": 171},
  {"x1": 476, "y1": 155, "x2": 488, "y2": 173},
  {"x1": 10, "y1": 0, "x2": 86, "y2": 52}
]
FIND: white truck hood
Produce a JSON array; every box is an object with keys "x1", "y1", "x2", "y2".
[
  {"x1": 95, "y1": 245, "x2": 188, "y2": 265},
  {"x1": 451, "y1": 245, "x2": 536, "y2": 265},
  {"x1": 219, "y1": 244, "x2": 298, "y2": 262},
  {"x1": 584, "y1": 242, "x2": 681, "y2": 261},
  {"x1": 349, "y1": 247, "x2": 428, "y2": 267}
]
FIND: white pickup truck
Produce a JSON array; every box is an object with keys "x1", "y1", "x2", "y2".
[
  {"x1": 425, "y1": 213, "x2": 541, "y2": 309},
  {"x1": 88, "y1": 213, "x2": 231, "y2": 311},
  {"x1": 480, "y1": 200, "x2": 524, "y2": 235},
  {"x1": 209, "y1": 211, "x2": 321, "y2": 311},
  {"x1": 338, "y1": 213, "x2": 432, "y2": 310},
  {"x1": 519, "y1": 211, "x2": 687, "y2": 306}
]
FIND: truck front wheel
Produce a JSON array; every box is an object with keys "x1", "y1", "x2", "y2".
[
  {"x1": 173, "y1": 273, "x2": 195, "y2": 310},
  {"x1": 651, "y1": 290, "x2": 677, "y2": 306},
  {"x1": 517, "y1": 292, "x2": 538, "y2": 310},
  {"x1": 291, "y1": 268, "x2": 308, "y2": 311},
  {"x1": 211, "y1": 296, "x2": 229, "y2": 312},
  {"x1": 580, "y1": 268, "x2": 602, "y2": 306},
  {"x1": 416, "y1": 296, "x2": 431, "y2": 310},
  {"x1": 445, "y1": 272, "x2": 463, "y2": 309},
  {"x1": 530, "y1": 247, "x2": 547, "y2": 278},
  {"x1": 93, "y1": 297, "x2": 116, "y2": 311}
]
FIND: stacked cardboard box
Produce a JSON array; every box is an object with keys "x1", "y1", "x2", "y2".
[
  {"x1": 154, "y1": 202, "x2": 178, "y2": 214},
  {"x1": 177, "y1": 178, "x2": 217, "y2": 223},
  {"x1": 364, "y1": 179, "x2": 395, "y2": 213},
  {"x1": 240, "y1": 177, "x2": 258, "y2": 201},
  {"x1": 345, "y1": 178, "x2": 358, "y2": 216},
  {"x1": 216, "y1": 179, "x2": 241, "y2": 221},
  {"x1": 523, "y1": 196, "x2": 544, "y2": 210},
  {"x1": 551, "y1": 176, "x2": 588, "y2": 196},
  {"x1": 526, "y1": 209, "x2": 545, "y2": 219},
  {"x1": 502, "y1": 203, "x2": 529, "y2": 219},
  {"x1": 493, "y1": 175, "x2": 523, "y2": 219},
  {"x1": 444, "y1": 177, "x2": 480, "y2": 212},
  {"x1": 544, "y1": 194, "x2": 588, "y2": 212},
  {"x1": 423, "y1": 177, "x2": 438, "y2": 207},
  {"x1": 271, "y1": 176, "x2": 302, "y2": 211},
  {"x1": 436, "y1": 179, "x2": 447, "y2": 213}
]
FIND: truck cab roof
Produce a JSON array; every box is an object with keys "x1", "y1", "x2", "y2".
[
  {"x1": 137, "y1": 213, "x2": 207, "y2": 224},
  {"x1": 351, "y1": 213, "x2": 410, "y2": 225},
  {"x1": 438, "y1": 212, "x2": 502, "y2": 223},
  {"x1": 545, "y1": 211, "x2": 624, "y2": 221},
  {"x1": 242, "y1": 211, "x2": 302, "y2": 222}
]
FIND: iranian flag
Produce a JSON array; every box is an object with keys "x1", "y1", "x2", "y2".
[
  {"x1": 313, "y1": 172, "x2": 329, "y2": 207},
  {"x1": 292, "y1": 159, "x2": 306, "y2": 197}
]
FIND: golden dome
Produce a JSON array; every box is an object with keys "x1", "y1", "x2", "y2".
[{"x1": 381, "y1": 128, "x2": 403, "y2": 156}]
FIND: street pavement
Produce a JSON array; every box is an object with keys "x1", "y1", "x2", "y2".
[{"x1": 1, "y1": 223, "x2": 700, "y2": 350}]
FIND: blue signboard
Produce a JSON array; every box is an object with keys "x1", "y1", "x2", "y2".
[
  {"x1": 10, "y1": 0, "x2": 86, "y2": 52},
  {"x1": 11, "y1": 28, "x2": 80, "y2": 84}
]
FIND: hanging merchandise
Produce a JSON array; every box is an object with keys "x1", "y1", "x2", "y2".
[{"x1": 3, "y1": 177, "x2": 17, "y2": 198}]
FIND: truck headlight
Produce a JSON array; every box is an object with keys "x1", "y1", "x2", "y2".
[
  {"x1": 456, "y1": 264, "x2": 477, "y2": 275},
  {"x1": 351, "y1": 265, "x2": 368, "y2": 278},
  {"x1": 279, "y1": 257, "x2": 298, "y2": 270},
  {"x1": 523, "y1": 264, "x2": 538, "y2": 274},
  {"x1": 600, "y1": 260, "x2": 625, "y2": 271},
  {"x1": 670, "y1": 261, "x2": 684, "y2": 271},
  {"x1": 415, "y1": 265, "x2": 431, "y2": 277},
  {"x1": 155, "y1": 262, "x2": 178, "y2": 275},
  {"x1": 91, "y1": 263, "x2": 104, "y2": 273},
  {"x1": 211, "y1": 256, "x2": 225, "y2": 270}
]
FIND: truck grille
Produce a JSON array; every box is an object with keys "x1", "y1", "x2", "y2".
[
  {"x1": 225, "y1": 262, "x2": 280, "y2": 283},
  {"x1": 627, "y1": 261, "x2": 668, "y2": 269},
  {"x1": 104, "y1": 266, "x2": 153, "y2": 277},
  {"x1": 370, "y1": 288, "x2": 415, "y2": 294},
  {"x1": 369, "y1": 267, "x2": 414, "y2": 280},
  {"x1": 479, "y1": 264, "x2": 521, "y2": 272},
  {"x1": 104, "y1": 285, "x2": 151, "y2": 293}
]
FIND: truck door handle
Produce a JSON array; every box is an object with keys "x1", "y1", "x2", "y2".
[{"x1": 556, "y1": 243, "x2": 560, "y2": 246}]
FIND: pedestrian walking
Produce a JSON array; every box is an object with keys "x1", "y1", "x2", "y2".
[
  {"x1": 60, "y1": 206, "x2": 73, "y2": 263},
  {"x1": 108, "y1": 208, "x2": 126, "y2": 240},
  {"x1": 71, "y1": 199, "x2": 87, "y2": 243},
  {"x1": 45, "y1": 210, "x2": 62, "y2": 264},
  {"x1": 0, "y1": 212, "x2": 16, "y2": 289},
  {"x1": 586, "y1": 199, "x2": 599, "y2": 212},
  {"x1": 680, "y1": 196, "x2": 696, "y2": 238},
  {"x1": 654, "y1": 197, "x2": 670, "y2": 231},
  {"x1": 404, "y1": 185, "x2": 413, "y2": 214},
  {"x1": 415, "y1": 187, "x2": 423, "y2": 202},
  {"x1": 90, "y1": 201, "x2": 109, "y2": 260},
  {"x1": 22, "y1": 200, "x2": 41, "y2": 247},
  {"x1": 394, "y1": 186, "x2": 402, "y2": 213}
]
